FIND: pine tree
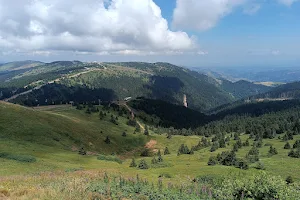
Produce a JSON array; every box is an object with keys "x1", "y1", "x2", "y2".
[
  {"x1": 246, "y1": 146, "x2": 259, "y2": 163},
  {"x1": 99, "y1": 111, "x2": 105, "y2": 120},
  {"x1": 157, "y1": 150, "x2": 163, "y2": 162},
  {"x1": 178, "y1": 144, "x2": 191, "y2": 155},
  {"x1": 78, "y1": 147, "x2": 87, "y2": 155},
  {"x1": 104, "y1": 136, "x2": 111, "y2": 144},
  {"x1": 268, "y1": 146, "x2": 278, "y2": 156},
  {"x1": 243, "y1": 139, "x2": 250, "y2": 147},
  {"x1": 138, "y1": 159, "x2": 149, "y2": 169},
  {"x1": 293, "y1": 140, "x2": 300, "y2": 149},
  {"x1": 144, "y1": 125, "x2": 149, "y2": 136},
  {"x1": 207, "y1": 156, "x2": 218, "y2": 166},
  {"x1": 164, "y1": 147, "x2": 170, "y2": 155},
  {"x1": 85, "y1": 108, "x2": 91, "y2": 114},
  {"x1": 284, "y1": 142, "x2": 291, "y2": 149},
  {"x1": 233, "y1": 143, "x2": 239, "y2": 152},
  {"x1": 122, "y1": 132, "x2": 127, "y2": 137},
  {"x1": 236, "y1": 139, "x2": 242, "y2": 148},
  {"x1": 129, "y1": 158, "x2": 137, "y2": 167},
  {"x1": 210, "y1": 141, "x2": 219, "y2": 152},
  {"x1": 151, "y1": 157, "x2": 158, "y2": 164},
  {"x1": 167, "y1": 132, "x2": 172, "y2": 139},
  {"x1": 135, "y1": 125, "x2": 141, "y2": 133}
]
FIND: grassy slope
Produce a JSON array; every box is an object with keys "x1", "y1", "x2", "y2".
[
  {"x1": 0, "y1": 102, "x2": 146, "y2": 175},
  {"x1": 1, "y1": 102, "x2": 300, "y2": 183}
]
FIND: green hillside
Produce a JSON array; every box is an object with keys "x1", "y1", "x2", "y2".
[
  {"x1": 1, "y1": 100, "x2": 300, "y2": 199},
  {"x1": 219, "y1": 79, "x2": 271, "y2": 99},
  {"x1": 0, "y1": 101, "x2": 148, "y2": 174},
  {"x1": 253, "y1": 81, "x2": 300, "y2": 100},
  {"x1": 0, "y1": 61, "x2": 271, "y2": 112}
]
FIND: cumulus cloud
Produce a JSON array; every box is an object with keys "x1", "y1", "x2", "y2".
[
  {"x1": 0, "y1": 0, "x2": 196, "y2": 55},
  {"x1": 278, "y1": 0, "x2": 299, "y2": 6},
  {"x1": 172, "y1": 0, "x2": 246, "y2": 31}
]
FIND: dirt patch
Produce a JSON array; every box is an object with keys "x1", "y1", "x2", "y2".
[{"x1": 145, "y1": 140, "x2": 157, "y2": 149}]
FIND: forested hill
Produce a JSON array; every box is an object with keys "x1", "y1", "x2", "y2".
[
  {"x1": 1, "y1": 61, "x2": 271, "y2": 111},
  {"x1": 208, "y1": 82, "x2": 300, "y2": 114},
  {"x1": 219, "y1": 79, "x2": 271, "y2": 99},
  {"x1": 250, "y1": 81, "x2": 300, "y2": 100},
  {"x1": 129, "y1": 98, "x2": 300, "y2": 129}
]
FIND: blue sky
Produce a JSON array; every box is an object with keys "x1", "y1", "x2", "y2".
[
  {"x1": 0, "y1": 0, "x2": 299, "y2": 68},
  {"x1": 155, "y1": 0, "x2": 300, "y2": 68}
]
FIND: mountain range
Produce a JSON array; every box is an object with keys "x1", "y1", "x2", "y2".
[{"x1": 0, "y1": 61, "x2": 274, "y2": 112}]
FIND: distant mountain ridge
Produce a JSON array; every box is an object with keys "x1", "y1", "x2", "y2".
[
  {"x1": 193, "y1": 67, "x2": 300, "y2": 83},
  {"x1": 0, "y1": 60, "x2": 43, "y2": 72},
  {"x1": 0, "y1": 61, "x2": 272, "y2": 111},
  {"x1": 209, "y1": 81, "x2": 300, "y2": 115}
]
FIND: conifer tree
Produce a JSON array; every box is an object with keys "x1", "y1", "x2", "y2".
[
  {"x1": 129, "y1": 158, "x2": 137, "y2": 167},
  {"x1": 164, "y1": 147, "x2": 170, "y2": 155},
  {"x1": 138, "y1": 159, "x2": 149, "y2": 169},
  {"x1": 284, "y1": 142, "x2": 291, "y2": 149},
  {"x1": 144, "y1": 125, "x2": 149, "y2": 136}
]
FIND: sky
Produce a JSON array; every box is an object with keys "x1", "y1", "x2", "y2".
[{"x1": 0, "y1": 0, "x2": 299, "y2": 68}]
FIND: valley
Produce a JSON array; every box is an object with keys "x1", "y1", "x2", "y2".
[{"x1": 1, "y1": 61, "x2": 300, "y2": 199}]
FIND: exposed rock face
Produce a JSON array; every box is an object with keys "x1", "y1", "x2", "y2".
[{"x1": 183, "y1": 94, "x2": 188, "y2": 108}]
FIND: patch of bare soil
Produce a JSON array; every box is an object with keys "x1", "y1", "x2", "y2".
[{"x1": 145, "y1": 140, "x2": 157, "y2": 149}]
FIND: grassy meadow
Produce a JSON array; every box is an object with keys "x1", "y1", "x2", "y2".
[{"x1": 1, "y1": 102, "x2": 300, "y2": 199}]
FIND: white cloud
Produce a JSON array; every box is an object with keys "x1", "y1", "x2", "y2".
[
  {"x1": 278, "y1": 0, "x2": 299, "y2": 6},
  {"x1": 0, "y1": 0, "x2": 196, "y2": 55},
  {"x1": 243, "y1": 4, "x2": 261, "y2": 15},
  {"x1": 172, "y1": 0, "x2": 246, "y2": 31}
]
